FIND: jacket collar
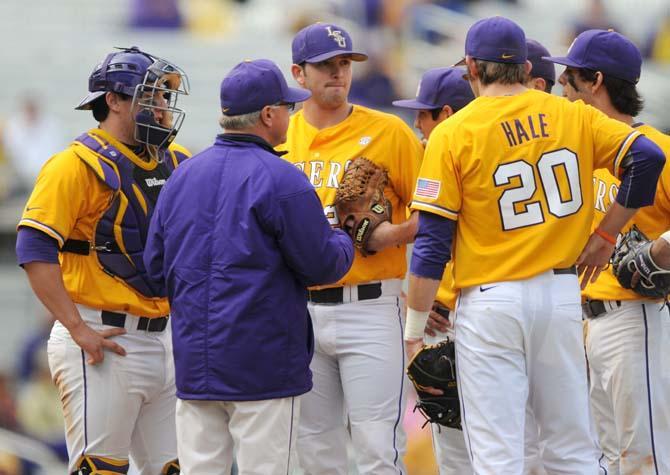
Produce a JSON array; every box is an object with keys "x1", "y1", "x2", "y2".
[{"x1": 216, "y1": 133, "x2": 287, "y2": 157}]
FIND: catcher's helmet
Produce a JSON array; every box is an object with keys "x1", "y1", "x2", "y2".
[{"x1": 76, "y1": 46, "x2": 189, "y2": 151}]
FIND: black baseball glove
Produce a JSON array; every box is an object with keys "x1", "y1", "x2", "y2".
[
  {"x1": 612, "y1": 225, "x2": 670, "y2": 299},
  {"x1": 406, "y1": 339, "x2": 461, "y2": 430}
]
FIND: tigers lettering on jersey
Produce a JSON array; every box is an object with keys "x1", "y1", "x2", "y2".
[
  {"x1": 293, "y1": 159, "x2": 352, "y2": 189},
  {"x1": 584, "y1": 123, "x2": 670, "y2": 301},
  {"x1": 593, "y1": 174, "x2": 619, "y2": 213},
  {"x1": 280, "y1": 104, "x2": 423, "y2": 286},
  {"x1": 411, "y1": 89, "x2": 641, "y2": 288}
]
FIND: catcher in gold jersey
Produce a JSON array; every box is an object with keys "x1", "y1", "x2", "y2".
[
  {"x1": 15, "y1": 47, "x2": 189, "y2": 474},
  {"x1": 280, "y1": 22, "x2": 423, "y2": 474},
  {"x1": 546, "y1": 29, "x2": 670, "y2": 475},
  {"x1": 406, "y1": 16, "x2": 665, "y2": 474}
]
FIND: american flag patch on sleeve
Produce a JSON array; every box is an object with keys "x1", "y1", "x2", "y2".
[{"x1": 415, "y1": 178, "x2": 441, "y2": 199}]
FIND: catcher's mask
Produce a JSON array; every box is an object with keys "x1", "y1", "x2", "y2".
[{"x1": 77, "y1": 46, "x2": 189, "y2": 159}]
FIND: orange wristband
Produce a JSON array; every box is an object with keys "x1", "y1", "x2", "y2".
[{"x1": 594, "y1": 227, "x2": 617, "y2": 245}]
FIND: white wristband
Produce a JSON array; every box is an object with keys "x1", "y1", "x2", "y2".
[
  {"x1": 404, "y1": 307, "x2": 430, "y2": 340},
  {"x1": 660, "y1": 230, "x2": 670, "y2": 245}
]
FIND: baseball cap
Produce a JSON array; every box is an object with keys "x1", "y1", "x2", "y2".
[
  {"x1": 526, "y1": 39, "x2": 556, "y2": 85},
  {"x1": 219, "y1": 59, "x2": 311, "y2": 116},
  {"x1": 543, "y1": 29, "x2": 642, "y2": 84},
  {"x1": 392, "y1": 67, "x2": 474, "y2": 111},
  {"x1": 455, "y1": 16, "x2": 527, "y2": 66},
  {"x1": 292, "y1": 23, "x2": 368, "y2": 64}
]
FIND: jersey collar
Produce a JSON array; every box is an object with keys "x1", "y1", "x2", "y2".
[{"x1": 89, "y1": 128, "x2": 159, "y2": 171}]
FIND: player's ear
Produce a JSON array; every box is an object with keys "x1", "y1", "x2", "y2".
[
  {"x1": 291, "y1": 64, "x2": 306, "y2": 86},
  {"x1": 532, "y1": 77, "x2": 547, "y2": 92},
  {"x1": 591, "y1": 71, "x2": 605, "y2": 94},
  {"x1": 524, "y1": 60, "x2": 533, "y2": 76},
  {"x1": 441, "y1": 105, "x2": 454, "y2": 119},
  {"x1": 465, "y1": 56, "x2": 478, "y2": 80},
  {"x1": 259, "y1": 105, "x2": 273, "y2": 128},
  {"x1": 106, "y1": 92, "x2": 122, "y2": 113}
]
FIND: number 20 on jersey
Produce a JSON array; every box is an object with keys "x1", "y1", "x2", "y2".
[{"x1": 494, "y1": 149, "x2": 583, "y2": 230}]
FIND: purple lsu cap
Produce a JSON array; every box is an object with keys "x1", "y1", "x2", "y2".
[
  {"x1": 220, "y1": 59, "x2": 311, "y2": 116},
  {"x1": 392, "y1": 67, "x2": 474, "y2": 112},
  {"x1": 455, "y1": 16, "x2": 527, "y2": 66},
  {"x1": 526, "y1": 39, "x2": 556, "y2": 85},
  {"x1": 543, "y1": 29, "x2": 642, "y2": 84},
  {"x1": 292, "y1": 23, "x2": 368, "y2": 64}
]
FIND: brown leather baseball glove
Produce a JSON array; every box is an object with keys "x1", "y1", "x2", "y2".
[{"x1": 334, "y1": 157, "x2": 392, "y2": 256}]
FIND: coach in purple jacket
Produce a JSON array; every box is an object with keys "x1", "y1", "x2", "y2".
[{"x1": 144, "y1": 59, "x2": 354, "y2": 474}]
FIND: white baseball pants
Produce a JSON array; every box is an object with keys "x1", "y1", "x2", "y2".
[
  {"x1": 176, "y1": 396, "x2": 300, "y2": 475},
  {"x1": 454, "y1": 269, "x2": 602, "y2": 474},
  {"x1": 298, "y1": 280, "x2": 407, "y2": 474},
  {"x1": 47, "y1": 305, "x2": 177, "y2": 474},
  {"x1": 425, "y1": 331, "x2": 547, "y2": 475},
  {"x1": 586, "y1": 300, "x2": 670, "y2": 475}
]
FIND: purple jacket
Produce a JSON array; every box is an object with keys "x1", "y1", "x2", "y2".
[{"x1": 144, "y1": 134, "x2": 353, "y2": 401}]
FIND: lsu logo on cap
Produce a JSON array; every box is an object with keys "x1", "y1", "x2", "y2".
[{"x1": 325, "y1": 26, "x2": 347, "y2": 48}]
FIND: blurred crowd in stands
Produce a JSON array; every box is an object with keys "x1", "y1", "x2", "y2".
[
  {"x1": 1, "y1": 1, "x2": 670, "y2": 473},
  {"x1": 0, "y1": 96, "x2": 66, "y2": 203},
  {"x1": 0, "y1": 315, "x2": 65, "y2": 474},
  {"x1": 1, "y1": 0, "x2": 669, "y2": 205}
]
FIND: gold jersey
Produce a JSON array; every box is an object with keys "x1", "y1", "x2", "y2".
[
  {"x1": 280, "y1": 104, "x2": 423, "y2": 286},
  {"x1": 18, "y1": 128, "x2": 190, "y2": 317},
  {"x1": 584, "y1": 123, "x2": 670, "y2": 301},
  {"x1": 411, "y1": 89, "x2": 642, "y2": 289},
  {"x1": 436, "y1": 262, "x2": 458, "y2": 310}
]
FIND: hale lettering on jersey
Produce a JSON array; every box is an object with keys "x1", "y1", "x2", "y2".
[
  {"x1": 592, "y1": 176, "x2": 619, "y2": 213},
  {"x1": 294, "y1": 159, "x2": 354, "y2": 189},
  {"x1": 500, "y1": 113, "x2": 549, "y2": 147}
]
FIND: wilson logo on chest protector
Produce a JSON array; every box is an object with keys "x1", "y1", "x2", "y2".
[{"x1": 145, "y1": 177, "x2": 166, "y2": 187}]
